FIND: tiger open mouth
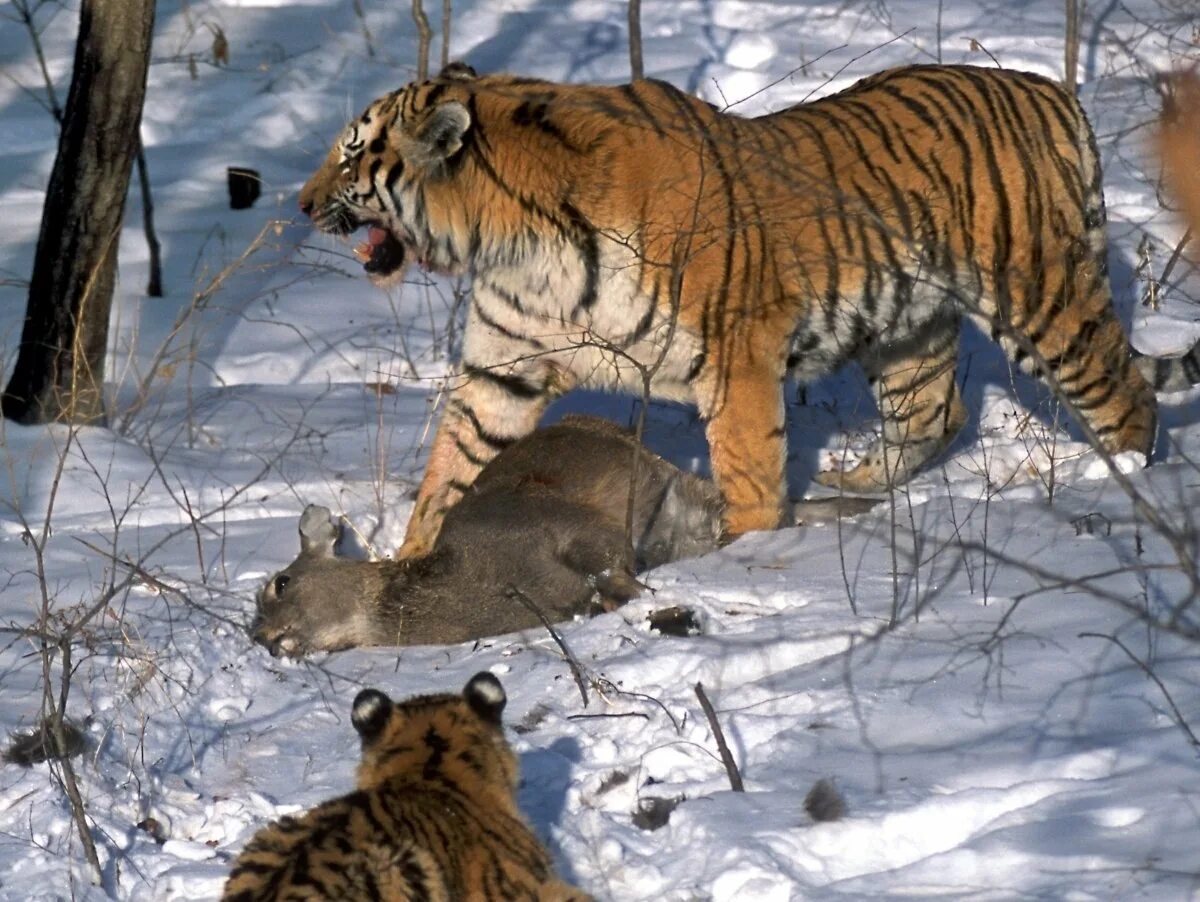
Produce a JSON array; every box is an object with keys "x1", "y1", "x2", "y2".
[{"x1": 353, "y1": 225, "x2": 407, "y2": 278}]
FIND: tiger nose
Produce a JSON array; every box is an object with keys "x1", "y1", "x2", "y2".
[{"x1": 298, "y1": 196, "x2": 314, "y2": 217}]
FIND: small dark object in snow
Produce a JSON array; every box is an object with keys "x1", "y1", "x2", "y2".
[
  {"x1": 513, "y1": 703, "x2": 550, "y2": 735},
  {"x1": 633, "y1": 795, "x2": 683, "y2": 831},
  {"x1": 647, "y1": 605, "x2": 701, "y2": 637},
  {"x1": 4, "y1": 718, "x2": 89, "y2": 766},
  {"x1": 596, "y1": 770, "x2": 630, "y2": 794},
  {"x1": 1071, "y1": 512, "x2": 1112, "y2": 536},
  {"x1": 227, "y1": 167, "x2": 261, "y2": 209},
  {"x1": 804, "y1": 777, "x2": 846, "y2": 822},
  {"x1": 136, "y1": 817, "x2": 167, "y2": 844}
]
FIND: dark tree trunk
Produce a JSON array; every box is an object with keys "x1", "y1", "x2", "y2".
[
  {"x1": 1063, "y1": 0, "x2": 1080, "y2": 96},
  {"x1": 628, "y1": 0, "x2": 643, "y2": 81},
  {"x1": 2, "y1": 0, "x2": 155, "y2": 425}
]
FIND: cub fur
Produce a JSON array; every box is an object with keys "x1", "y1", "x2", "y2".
[{"x1": 222, "y1": 672, "x2": 589, "y2": 901}]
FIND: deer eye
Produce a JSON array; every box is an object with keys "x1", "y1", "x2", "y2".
[{"x1": 273, "y1": 574, "x2": 291, "y2": 596}]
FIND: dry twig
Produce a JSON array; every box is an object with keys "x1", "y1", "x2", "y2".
[
  {"x1": 507, "y1": 585, "x2": 589, "y2": 706},
  {"x1": 694, "y1": 682, "x2": 744, "y2": 792}
]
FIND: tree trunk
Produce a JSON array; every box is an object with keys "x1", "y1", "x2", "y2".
[
  {"x1": 1063, "y1": 0, "x2": 1081, "y2": 95},
  {"x1": 2, "y1": 0, "x2": 155, "y2": 425},
  {"x1": 412, "y1": 0, "x2": 431, "y2": 81},
  {"x1": 628, "y1": 0, "x2": 644, "y2": 81}
]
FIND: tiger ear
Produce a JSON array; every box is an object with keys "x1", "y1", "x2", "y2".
[
  {"x1": 410, "y1": 101, "x2": 470, "y2": 166},
  {"x1": 351, "y1": 689, "x2": 393, "y2": 741},
  {"x1": 463, "y1": 671, "x2": 506, "y2": 725},
  {"x1": 437, "y1": 61, "x2": 476, "y2": 81}
]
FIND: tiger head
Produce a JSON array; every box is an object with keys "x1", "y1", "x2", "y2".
[
  {"x1": 349, "y1": 672, "x2": 519, "y2": 797},
  {"x1": 298, "y1": 62, "x2": 480, "y2": 286}
]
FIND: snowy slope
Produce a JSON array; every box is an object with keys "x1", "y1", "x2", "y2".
[{"x1": 0, "y1": 0, "x2": 1198, "y2": 899}]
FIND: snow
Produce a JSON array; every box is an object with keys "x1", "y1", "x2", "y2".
[{"x1": 1, "y1": 0, "x2": 1199, "y2": 899}]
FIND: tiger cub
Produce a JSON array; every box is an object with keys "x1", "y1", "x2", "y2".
[
  {"x1": 299, "y1": 63, "x2": 1200, "y2": 558},
  {"x1": 221, "y1": 673, "x2": 589, "y2": 901}
]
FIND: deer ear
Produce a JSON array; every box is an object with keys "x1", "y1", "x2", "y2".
[
  {"x1": 410, "y1": 101, "x2": 470, "y2": 165},
  {"x1": 298, "y1": 505, "x2": 339, "y2": 557}
]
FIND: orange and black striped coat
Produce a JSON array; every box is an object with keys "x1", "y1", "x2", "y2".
[{"x1": 300, "y1": 63, "x2": 1200, "y2": 556}]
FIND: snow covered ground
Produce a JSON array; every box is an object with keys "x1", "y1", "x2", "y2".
[{"x1": 1, "y1": 0, "x2": 1199, "y2": 898}]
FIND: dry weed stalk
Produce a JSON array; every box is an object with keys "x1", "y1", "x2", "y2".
[
  {"x1": 0, "y1": 388, "x2": 313, "y2": 890},
  {"x1": 440, "y1": 0, "x2": 452, "y2": 70},
  {"x1": 507, "y1": 585, "x2": 590, "y2": 706},
  {"x1": 115, "y1": 221, "x2": 281, "y2": 435}
]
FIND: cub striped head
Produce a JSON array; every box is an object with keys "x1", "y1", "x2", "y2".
[
  {"x1": 350, "y1": 672, "x2": 517, "y2": 792},
  {"x1": 298, "y1": 62, "x2": 478, "y2": 286}
]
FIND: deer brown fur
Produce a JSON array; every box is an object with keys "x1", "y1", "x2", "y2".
[{"x1": 252, "y1": 416, "x2": 722, "y2": 656}]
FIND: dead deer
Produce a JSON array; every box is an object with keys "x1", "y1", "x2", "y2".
[{"x1": 252, "y1": 415, "x2": 722, "y2": 655}]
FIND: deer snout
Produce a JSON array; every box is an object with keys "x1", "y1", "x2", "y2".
[{"x1": 252, "y1": 624, "x2": 302, "y2": 658}]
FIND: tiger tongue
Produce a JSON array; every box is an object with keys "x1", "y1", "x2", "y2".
[
  {"x1": 353, "y1": 227, "x2": 392, "y2": 263},
  {"x1": 362, "y1": 226, "x2": 406, "y2": 275}
]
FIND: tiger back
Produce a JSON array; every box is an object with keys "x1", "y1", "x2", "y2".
[
  {"x1": 300, "y1": 64, "x2": 1200, "y2": 558},
  {"x1": 221, "y1": 673, "x2": 588, "y2": 901}
]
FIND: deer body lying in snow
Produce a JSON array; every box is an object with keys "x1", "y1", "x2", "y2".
[{"x1": 252, "y1": 415, "x2": 722, "y2": 656}]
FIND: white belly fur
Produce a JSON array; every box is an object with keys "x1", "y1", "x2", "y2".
[{"x1": 466, "y1": 235, "x2": 701, "y2": 403}]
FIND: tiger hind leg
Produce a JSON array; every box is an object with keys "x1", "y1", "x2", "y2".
[
  {"x1": 1002, "y1": 251, "x2": 1157, "y2": 459},
  {"x1": 815, "y1": 317, "x2": 966, "y2": 493}
]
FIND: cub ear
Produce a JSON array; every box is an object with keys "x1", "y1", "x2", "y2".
[
  {"x1": 410, "y1": 101, "x2": 471, "y2": 165},
  {"x1": 437, "y1": 61, "x2": 477, "y2": 81},
  {"x1": 298, "y1": 505, "x2": 339, "y2": 558},
  {"x1": 463, "y1": 671, "x2": 506, "y2": 725},
  {"x1": 351, "y1": 689, "x2": 393, "y2": 741}
]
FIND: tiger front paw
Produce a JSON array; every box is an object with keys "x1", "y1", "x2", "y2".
[
  {"x1": 812, "y1": 459, "x2": 892, "y2": 494},
  {"x1": 719, "y1": 501, "x2": 789, "y2": 543},
  {"x1": 396, "y1": 531, "x2": 435, "y2": 561}
]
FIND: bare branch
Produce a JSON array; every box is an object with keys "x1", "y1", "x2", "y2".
[
  {"x1": 412, "y1": 0, "x2": 431, "y2": 81},
  {"x1": 1079, "y1": 632, "x2": 1200, "y2": 749},
  {"x1": 694, "y1": 682, "x2": 744, "y2": 792},
  {"x1": 628, "y1": 0, "x2": 643, "y2": 80},
  {"x1": 507, "y1": 585, "x2": 589, "y2": 706}
]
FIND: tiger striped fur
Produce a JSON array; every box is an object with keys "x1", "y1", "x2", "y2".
[
  {"x1": 221, "y1": 673, "x2": 588, "y2": 901},
  {"x1": 299, "y1": 63, "x2": 1200, "y2": 558}
]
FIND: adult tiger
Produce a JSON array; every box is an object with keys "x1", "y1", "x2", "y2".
[{"x1": 300, "y1": 62, "x2": 1200, "y2": 557}]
